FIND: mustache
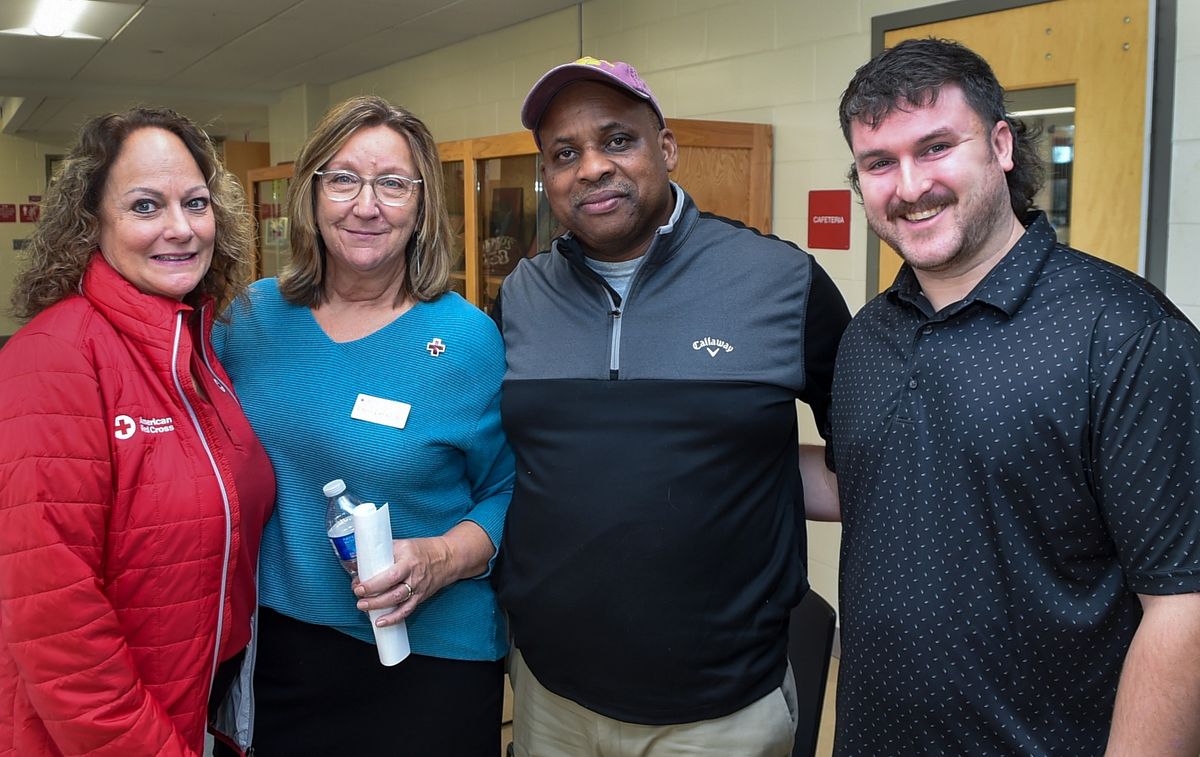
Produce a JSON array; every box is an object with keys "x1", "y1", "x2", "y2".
[
  {"x1": 886, "y1": 189, "x2": 957, "y2": 220},
  {"x1": 571, "y1": 180, "x2": 633, "y2": 207}
]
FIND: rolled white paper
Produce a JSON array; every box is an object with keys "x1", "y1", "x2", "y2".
[{"x1": 351, "y1": 502, "x2": 411, "y2": 666}]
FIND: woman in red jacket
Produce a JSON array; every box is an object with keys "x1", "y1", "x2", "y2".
[{"x1": 0, "y1": 107, "x2": 274, "y2": 756}]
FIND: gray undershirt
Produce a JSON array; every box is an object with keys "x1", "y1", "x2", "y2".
[{"x1": 584, "y1": 255, "x2": 643, "y2": 302}]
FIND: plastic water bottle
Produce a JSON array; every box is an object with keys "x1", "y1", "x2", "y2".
[{"x1": 323, "y1": 479, "x2": 361, "y2": 575}]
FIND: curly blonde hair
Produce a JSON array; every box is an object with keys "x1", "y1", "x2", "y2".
[
  {"x1": 280, "y1": 96, "x2": 451, "y2": 307},
  {"x1": 10, "y1": 106, "x2": 254, "y2": 321}
]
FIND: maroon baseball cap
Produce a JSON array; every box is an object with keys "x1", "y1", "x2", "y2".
[{"x1": 521, "y1": 56, "x2": 665, "y2": 146}]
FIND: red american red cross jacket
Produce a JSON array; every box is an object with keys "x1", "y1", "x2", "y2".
[{"x1": 0, "y1": 254, "x2": 274, "y2": 756}]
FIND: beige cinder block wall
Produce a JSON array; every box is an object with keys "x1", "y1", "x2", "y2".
[
  {"x1": 1168, "y1": 0, "x2": 1200, "y2": 325},
  {"x1": 0, "y1": 133, "x2": 68, "y2": 336}
]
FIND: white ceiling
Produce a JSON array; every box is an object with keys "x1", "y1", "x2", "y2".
[{"x1": 0, "y1": 0, "x2": 580, "y2": 144}]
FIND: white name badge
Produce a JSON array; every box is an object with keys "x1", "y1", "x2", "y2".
[{"x1": 350, "y1": 393, "x2": 411, "y2": 430}]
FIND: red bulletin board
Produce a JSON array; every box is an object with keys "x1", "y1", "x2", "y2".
[
  {"x1": 19, "y1": 204, "x2": 40, "y2": 223},
  {"x1": 0, "y1": 204, "x2": 16, "y2": 223},
  {"x1": 807, "y1": 190, "x2": 851, "y2": 250}
]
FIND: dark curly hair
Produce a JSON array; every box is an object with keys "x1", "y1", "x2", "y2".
[
  {"x1": 838, "y1": 38, "x2": 1043, "y2": 217},
  {"x1": 11, "y1": 106, "x2": 253, "y2": 321}
]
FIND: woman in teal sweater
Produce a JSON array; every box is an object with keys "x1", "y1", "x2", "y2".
[{"x1": 214, "y1": 96, "x2": 514, "y2": 756}]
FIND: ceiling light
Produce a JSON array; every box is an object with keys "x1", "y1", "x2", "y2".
[
  {"x1": 1009, "y1": 106, "x2": 1076, "y2": 118},
  {"x1": 33, "y1": 0, "x2": 84, "y2": 37}
]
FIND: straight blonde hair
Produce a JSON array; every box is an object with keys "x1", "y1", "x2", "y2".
[{"x1": 279, "y1": 96, "x2": 451, "y2": 307}]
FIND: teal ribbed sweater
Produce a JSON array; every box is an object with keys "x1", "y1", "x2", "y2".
[{"x1": 214, "y1": 280, "x2": 513, "y2": 661}]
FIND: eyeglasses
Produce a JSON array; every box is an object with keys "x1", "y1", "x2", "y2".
[{"x1": 313, "y1": 169, "x2": 423, "y2": 207}]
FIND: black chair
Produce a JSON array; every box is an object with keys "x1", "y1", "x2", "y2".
[{"x1": 789, "y1": 589, "x2": 837, "y2": 757}]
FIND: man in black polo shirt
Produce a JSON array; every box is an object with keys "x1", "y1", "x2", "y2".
[{"x1": 831, "y1": 38, "x2": 1200, "y2": 755}]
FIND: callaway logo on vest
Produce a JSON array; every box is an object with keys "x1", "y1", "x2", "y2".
[{"x1": 692, "y1": 337, "x2": 734, "y2": 357}]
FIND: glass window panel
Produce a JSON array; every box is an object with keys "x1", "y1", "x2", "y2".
[
  {"x1": 442, "y1": 160, "x2": 467, "y2": 299},
  {"x1": 255, "y1": 177, "x2": 290, "y2": 279},
  {"x1": 1008, "y1": 85, "x2": 1075, "y2": 245},
  {"x1": 477, "y1": 154, "x2": 541, "y2": 314},
  {"x1": 532, "y1": 163, "x2": 565, "y2": 252}
]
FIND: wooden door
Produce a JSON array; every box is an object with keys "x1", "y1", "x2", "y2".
[
  {"x1": 670, "y1": 119, "x2": 773, "y2": 234},
  {"x1": 876, "y1": 0, "x2": 1149, "y2": 291},
  {"x1": 219, "y1": 140, "x2": 271, "y2": 197}
]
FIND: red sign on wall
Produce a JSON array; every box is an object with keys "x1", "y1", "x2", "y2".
[
  {"x1": 19, "y1": 204, "x2": 40, "y2": 223},
  {"x1": 807, "y1": 190, "x2": 851, "y2": 250},
  {"x1": 0, "y1": 204, "x2": 15, "y2": 223}
]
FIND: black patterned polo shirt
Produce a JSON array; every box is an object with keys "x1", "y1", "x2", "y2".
[{"x1": 830, "y1": 212, "x2": 1200, "y2": 755}]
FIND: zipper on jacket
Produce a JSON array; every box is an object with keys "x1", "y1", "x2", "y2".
[
  {"x1": 602, "y1": 241, "x2": 657, "y2": 380},
  {"x1": 574, "y1": 255, "x2": 625, "y2": 380},
  {"x1": 198, "y1": 304, "x2": 232, "y2": 396},
  {"x1": 608, "y1": 306, "x2": 622, "y2": 380},
  {"x1": 170, "y1": 312, "x2": 234, "y2": 692},
  {"x1": 559, "y1": 235, "x2": 656, "y2": 381}
]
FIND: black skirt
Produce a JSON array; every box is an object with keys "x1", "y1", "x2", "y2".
[{"x1": 233, "y1": 606, "x2": 504, "y2": 757}]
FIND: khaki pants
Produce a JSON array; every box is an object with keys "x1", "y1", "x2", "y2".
[{"x1": 509, "y1": 647, "x2": 797, "y2": 757}]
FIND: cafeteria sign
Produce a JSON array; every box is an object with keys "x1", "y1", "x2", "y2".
[{"x1": 807, "y1": 190, "x2": 851, "y2": 250}]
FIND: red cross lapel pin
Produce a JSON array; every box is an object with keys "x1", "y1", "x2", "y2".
[{"x1": 426, "y1": 337, "x2": 446, "y2": 357}]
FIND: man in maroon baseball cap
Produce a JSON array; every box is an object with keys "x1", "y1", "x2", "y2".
[
  {"x1": 492, "y1": 55, "x2": 849, "y2": 757},
  {"x1": 515, "y1": 56, "x2": 676, "y2": 268},
  {"x1": 521, "y1": 56, "x2": 666, "y2": 146}
]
